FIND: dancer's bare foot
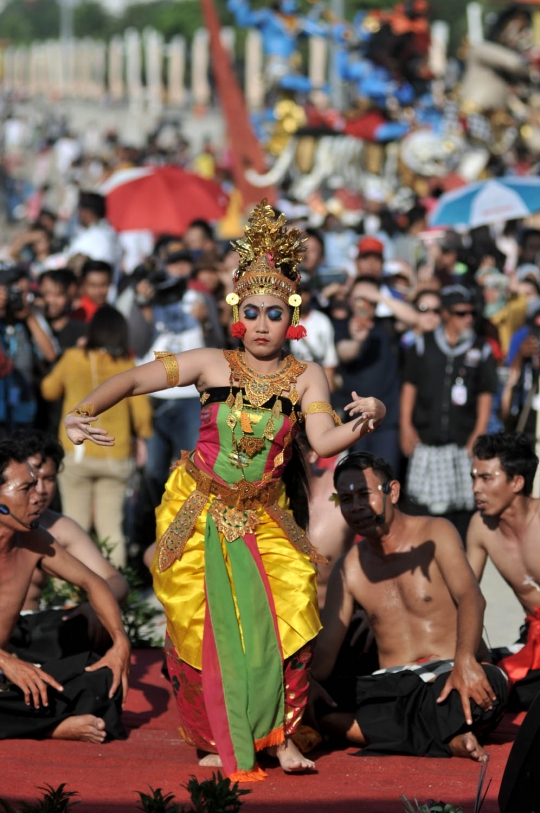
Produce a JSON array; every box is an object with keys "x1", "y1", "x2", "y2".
[
  {"x1": 448, "y1": 731, "x2": 488, "y2": 762},
  {"x1": 268, "y1": 737, "x2": 316, "y2": 773},
  {"x1": 51, "y1": 715, "x2": 107, "y2": 743},
  {"x1": 198, "y1": 753, "x2": 223, "y2": 767}
]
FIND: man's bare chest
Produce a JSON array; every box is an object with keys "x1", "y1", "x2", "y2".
[
  {"x1": 0, "y1": 549, "x2": 41, "y2": 617},
  {"x1": 489, "y1": 532, "x2": 540, "y2": 598},
  {"x1": 352, "y1": 555, "x2": 451, "y2": 627}
]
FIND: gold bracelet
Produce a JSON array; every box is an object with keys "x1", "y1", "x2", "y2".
[
  {"x1": 154, "y1": 351, "x2": 180, "y2": 388},
  {"x1": 303, "y1": 401, "x2": 342, "y2": 426},
  {"x1": 68, "y1": 404, "x2": 95, "y2": 418}
]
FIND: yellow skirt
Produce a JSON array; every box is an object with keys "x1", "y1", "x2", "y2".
[{"x1": 151, "y1": 465, "x2": 321, "y2": 671}]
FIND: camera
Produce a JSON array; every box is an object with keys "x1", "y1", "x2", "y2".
[
  {"x1": 132, "y1": 261, "x2": 187, "y2": 307},
  {"x1": 0, "y1": 266, "x2": 25, "y2": 315}
]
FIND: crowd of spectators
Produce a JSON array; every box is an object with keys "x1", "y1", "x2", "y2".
[{"x1": 4, "y1": 110, "x2": 540, "y2": 569}]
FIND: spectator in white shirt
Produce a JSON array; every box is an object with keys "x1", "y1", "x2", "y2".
[{"x1": 65, "y1": 192, "x2": 119, "y2": 266}]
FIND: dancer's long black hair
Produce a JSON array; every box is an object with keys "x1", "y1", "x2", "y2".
[{"x1": 282, "y1": 433, "x2": 310, "y2": 530}]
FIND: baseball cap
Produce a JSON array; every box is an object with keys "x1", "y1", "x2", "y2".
[
  {"x1": 165, "y1": 249, "x2": 193, "y2": 265},
  {"x1": 357, "y1": 237, "x2": 384, "y2": 257},
  {"x1": 441, "y1": 284, "x2": 474, "y2": 310},
  {"x1": 440, "y1": 231, "x2": 462, "y2": 253},
  {"x1": 517, "y1": 264, "x2": 540, "y2": 284}
]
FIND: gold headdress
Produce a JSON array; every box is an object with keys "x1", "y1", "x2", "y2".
[{"x1": 226, "y1": 200, "x2": 306, "y2": 339}]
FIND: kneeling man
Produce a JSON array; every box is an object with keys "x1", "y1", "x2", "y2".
[
  {"x1": 468, "y1": 432, "x2": 540, "y2": 709},
  {"x1": 309, "y1": 452, "x2": 507, "y2": 761},
  {"x1": 0, "y1": 440, "x2": 130, "y2": 743}
]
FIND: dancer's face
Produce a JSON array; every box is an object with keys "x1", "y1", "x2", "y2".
[{"x1": 240, "y1": 294, "x2": 290, "y2": 357}]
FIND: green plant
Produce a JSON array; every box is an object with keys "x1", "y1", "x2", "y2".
[
  {"x1": 136, "y1": 786, "x2": 181, "y2": 813},
  {"x1": 40, "y1": 536, "x2": 162, "y2": 648},
  {"x1": 184, "y1": 773, "x2": 250, "y2": 813},
  {"x1": 0, "y1": 784, "x2": 79, "y2": 813},
  {"x1": 136, "y1": 773, "x2": 251, "y2": 813},
  {"x1": 120, "y1": 565, "x2": 162, "y2": 649},
  {"x1": 401, "y1": 800, "x2": 463, "y2": 813}
]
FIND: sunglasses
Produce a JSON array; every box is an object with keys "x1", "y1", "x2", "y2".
[
  {"x1": 450, "y1": 308, "x2": 476, "y2": 318},
  {"x1": 417, "y1": 304, "x2": 441, "y2": 315}
]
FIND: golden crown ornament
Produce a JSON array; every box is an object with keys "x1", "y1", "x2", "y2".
[{"x1": 228, "y1": 200, "x2": 307, "y2": 340}]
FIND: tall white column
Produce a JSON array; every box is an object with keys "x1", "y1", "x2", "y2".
[
  {"x1": 309, "y1": 36, "x2": 327, "y2": 89},
  {"x1": 167, "y1": 35, "x2": 186, "y2": 107},
  {"x1": 44, "y1": 40, "x2": 59, "y2": 98},
  {"x1": 3, "y1": 48, "x2": 15, "y2": 94},
  {"x1": 191, "y1": 28, "x2": 211, "y2": 110},
  {"x1": 29, "y1": 44, "x2": 39, "y2": 96},
  {"x1": 63, "y1": 37, "x2": 76, "y2": 98},
  {"x1": 81, "y1": 39, "x2": 94, "y2": 99},
  {"x1": 108, "y1": 36, "x2": 124, "y2": 102},
  {"x1": 93, "y1": 39, "x2": 107, "y2": 100},
  {"x1": 245, "y1": 29, "x2": 264, "y2": 111},
  {"x1": 125, "y1": 28, "x2": 143, "y2": 109},
  {"x1": 144, "y1": 27, "x2": 163, "y2": 114},
  {"x1": 14, "y1": 47, "x2": 29, "y2": 96}
]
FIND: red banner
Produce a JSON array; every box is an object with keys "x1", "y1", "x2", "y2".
[{"x1": 200, "y1": 0, "x2": 276, "y2": 207}]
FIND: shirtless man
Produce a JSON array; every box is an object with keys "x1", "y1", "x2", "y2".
[
  {"x1": 10, "y1": 429, "x2": 128, "y2": 655},
  {"x1": 309, "y1": 452, "x2": 507, "y2": 761},
  {"x1": 0, "y1": 439, "x2": 130, "y2": 743},
  {"x1": 467, "y1": 432, "x2": 540, "y2": 708}
]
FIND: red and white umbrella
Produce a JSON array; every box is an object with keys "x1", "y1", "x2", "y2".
[{"x1": 99, "y1": 165, "x2": 229, "y2": 233}]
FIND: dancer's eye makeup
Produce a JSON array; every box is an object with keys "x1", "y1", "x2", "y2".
[{"x1": 242, "y1": 306, "x2": 284, "y2": 321}]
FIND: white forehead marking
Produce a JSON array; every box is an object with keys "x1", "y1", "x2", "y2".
[{"x1": 348, "y1": 483, "x2": 354, "y2": 491}]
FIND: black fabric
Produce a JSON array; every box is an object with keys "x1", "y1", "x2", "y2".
[
  {"x1": 499, "y1": 690, "x2": 540, "y2": 813},
  {"x1": 8, "y1": 610, "x2": 92, "y2": 663},
  {"x1": 353, "y1": 664, "x2": 508, "y2": 757},
  {"x1": 0, "y1": 651, "x2": 126, "y2": 740},
  {"x1": 320, "y1": 611, "x2": 380, "y2": 714},
  {"x1": 332, "y1": 320, "x2": 400, "y2": 427},
  {"x1": 201, "y1": 386, "x2": 299, "y2": 417},
  {"x1": 52, "y1": 319, "x2": 87, "y2": 352},
  {"x1": 491, "y1": 623, "x2": 540, "y2": 711},
  {"x1": 508, "y1": 669, "x2": 540, "y2": 712},
  {"x1": 403, "y1": 330, "x2": 498, "y2": 447}
]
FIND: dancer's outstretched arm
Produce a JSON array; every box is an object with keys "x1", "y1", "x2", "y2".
[{"x1": 64, "y1": 347, "x2": 216, "y2": 447}]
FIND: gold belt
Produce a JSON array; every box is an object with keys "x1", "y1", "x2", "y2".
[
  {"x1": 184, "y1": 457, "x2": 281, "y2": 511},
  {"x1": 157, "y1": 452, "x2": 327, "y2": 572}
]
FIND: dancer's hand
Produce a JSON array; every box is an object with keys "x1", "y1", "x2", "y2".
[
  {"x1": 344, "y1": 393, "x2": 386, "y2": 431},
  {"x1": 437, "y1": 657, "x2": 497, "y2": 726},
  {"x1": 65, "y1": 414, "x2": 115, "y2": 447}
]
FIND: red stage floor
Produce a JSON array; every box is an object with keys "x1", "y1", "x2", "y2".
[{"x1": 0, "y1": 650, "x2": 519, "y2": 812}]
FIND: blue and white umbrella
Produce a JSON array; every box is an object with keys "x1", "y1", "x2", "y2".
[{"x1": 430, "y1": 177, "x2": 540, "y2": 228}]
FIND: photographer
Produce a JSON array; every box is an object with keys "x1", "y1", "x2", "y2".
[
  {"x1": 9, "y1": 225, "x2": 53, "y2": 279},
  {"x1": 0, "y1": 266, "x2": 57, "y2": 434},
  {"x1": 127, "y1": 253, "x2": 205, "y2": 497}
]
